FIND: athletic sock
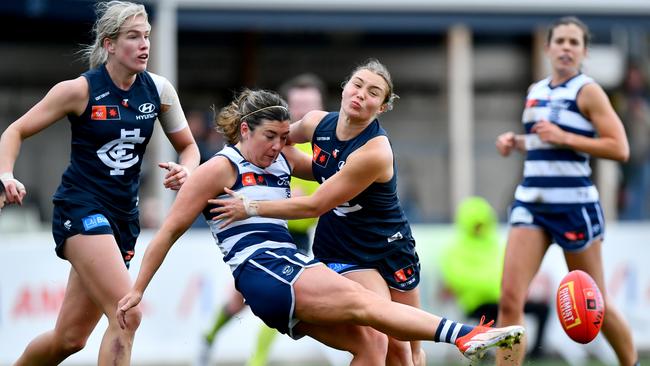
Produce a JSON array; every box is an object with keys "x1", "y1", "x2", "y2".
[
  {"x1": 246, "y1": 324, "x2": 278, "y2": 366},
  {"x1": 434, "y1": 318, "x2": 473, "y2": 343},
  {"x1": 205, "y1": 306, "x2": 235, "y2": 344}
]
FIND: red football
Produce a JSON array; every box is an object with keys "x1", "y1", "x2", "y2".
[{"x1": 556, "y1": 270, "x2": 605, "y2": 344}]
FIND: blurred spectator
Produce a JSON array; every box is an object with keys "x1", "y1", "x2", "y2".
[
  {"x1": 614, "y1": 62, "x2": 650, "y2": 220},
  {"x1": 438, "y1": 196, "x2": 549, "y2": 358},
  {"x1": 187, "y1": 109, "x2": 224, "y2": 164}
]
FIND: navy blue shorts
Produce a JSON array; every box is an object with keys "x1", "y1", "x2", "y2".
[
  {"x1": 508, "y1": 201, "x2": 604, "y2": 252},
  {"x1": 234, "y1": 248, "x2": 321, "y2": 339},
  {"x1": 52, "y1": 199, "x2": 140, "y2": 267},
  {"x1": 325, "y1": 240, "x2": 420, "y2": 291}
]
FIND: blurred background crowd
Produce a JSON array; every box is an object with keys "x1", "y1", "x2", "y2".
[{"x1": 1, "y1": 0, "x2": 649, "y2": 230}]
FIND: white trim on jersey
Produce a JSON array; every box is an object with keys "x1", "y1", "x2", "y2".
[
  {"x1": 523, "y1": 160, "x2": 592, "y2": 177},
  {"x1": 515, "y1": 185, "x2": 599, "y2": 204},
  {"x1": 227, "y1": 241, "x2": 296, "y2": 272}
]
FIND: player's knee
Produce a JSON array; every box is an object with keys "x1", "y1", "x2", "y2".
[
  {"x1": 58, "y1": 331, "x2": 89, "y2": 355},
  {"x1": 386, "y1": 338, "x2": 412, "y2": 365},
  {"x1": 122, "y1": 304, "x2": 143, "y2": 332},
  {"x1": 499, "y1": 287, "x2": 525, "y2": 317},
  {"x1": 348, "y1": 326, "x2": 388, "y2": 359}
]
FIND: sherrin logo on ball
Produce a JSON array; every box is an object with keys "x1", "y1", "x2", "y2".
[{"x1": 556, "y1": 270, "x2": 605, "y2": 344}]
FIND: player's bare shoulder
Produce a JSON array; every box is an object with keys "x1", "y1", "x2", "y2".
[{"x1": 50, "y1": 76, "x2": 90, "y2": 116}]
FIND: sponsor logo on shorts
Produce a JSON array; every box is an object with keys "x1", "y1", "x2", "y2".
[
  {"x1": 82, "y1": 214, "x2": 110, "y2": 231},
  {"x1": 282, "y1": 265, "x2": 294, "y2": 276},
  {"x1": 387, "y1": 231, "x2": 403, "y2": 243},
  {"x1": 124, "y1": 250, "x2": 135, "y2": 261},
  {"x1": 393, "y1": 265, "x2": 416, "y2": 284},
  {"x1": 64, "y1": 220, "x2": 72, "y2": 230},
  {"x1": 564, "y1": 231, "x2": 585, "y2": 241}
]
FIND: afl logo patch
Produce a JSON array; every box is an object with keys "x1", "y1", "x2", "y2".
[{"x1": 138, "y1": 103, "x2": 155, "y2": 114}]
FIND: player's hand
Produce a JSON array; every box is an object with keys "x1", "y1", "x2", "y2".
[
  {"x1": 158, "y1": 161, "x2": 190, "y2": 190},
  {"x1": 208, "y1": 187, "x2": 252, "y2": 228},
  {"x1": 531, "y1": 120, "x2": 568, "y2": 146},
  {"x1": 117, "y1": 290, "x2": 143, "y2": 330},
  {"x1": 496, "y1": 131, "x2": 517, "y2": 157},
  {"x1": 0, "y1": 172, "x2": 27, "y2": 205}
]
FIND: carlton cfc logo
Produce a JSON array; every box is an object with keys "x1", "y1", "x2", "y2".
[{"x1": 97, "y1": 128, "x2": 146, "y2": 175}]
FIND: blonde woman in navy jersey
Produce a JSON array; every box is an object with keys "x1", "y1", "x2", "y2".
[
  {"x1": 0, "y1": 2, "x2": 199, "y2": 365},
  {"x1": 495, "y1": 16, "x2": 638, "y2": 366},
  {"x1": 117, "y1": 88, "x2": 524, "y2": 364}
]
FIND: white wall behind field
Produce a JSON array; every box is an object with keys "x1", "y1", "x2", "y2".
[{"x1": 1, "y1": 223, "x2": 649, "y2": 365}]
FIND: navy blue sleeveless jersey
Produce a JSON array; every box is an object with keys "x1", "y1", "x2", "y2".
[
  {"x1": 311, "y1": 112, "x2": 414, "y2": 264},
  {"x1": 53, "y1": 64, "x2": 160, "y2": 217}
]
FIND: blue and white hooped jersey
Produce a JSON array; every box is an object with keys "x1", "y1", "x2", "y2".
[
  {"x1": 516, "y1": 73, "x2": 598, "y2": 207},
  {"x1": 203, "y1": 145, "x2": 296, "y2": 273},
  {"x1": 310, "y1": 112, "x2": 413, "y2": 264},
  {"x1": 53, "y1": 64, "x2": 172, "y2": 217}
]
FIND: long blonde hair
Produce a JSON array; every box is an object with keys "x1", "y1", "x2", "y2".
[{"x1": 81, "y1": 1, "x2": 149, "y2": 69}]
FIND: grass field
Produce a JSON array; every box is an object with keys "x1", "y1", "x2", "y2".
[
  {"x1": 423, "y1": 356, "x2": 650, "y2": 366},
  {"x1": 211, "y1": 356, "x2": 650, "y2": 366}
]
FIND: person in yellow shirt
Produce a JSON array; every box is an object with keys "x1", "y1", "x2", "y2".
[{"x1": 439, "y1": 196, "x2": 549, "y2": 358}]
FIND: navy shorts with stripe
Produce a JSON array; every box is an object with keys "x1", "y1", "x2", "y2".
[
  {"x1": 233, "y1": 248, "x2": 320, "y2": 339},
  {"x1": 52, "y1": 199, "x2": 140, "y2": 267},
  {"x1": 325, "y1": 239, "x2": 420, "y2": 291},
  {"x1": 508, "y1": 201, "x2": 604, "y2": 252}
]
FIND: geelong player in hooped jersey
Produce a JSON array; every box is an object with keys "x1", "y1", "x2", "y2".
[
  {"x1": 0, "y1": 2, "x2": 199, "y2": 365},
  {"x1": 495, "y1": 17, "x2": 639, "y2": 366},
  {"x1": 118, "y1": 88, "x2": 525, "y2": 364}
]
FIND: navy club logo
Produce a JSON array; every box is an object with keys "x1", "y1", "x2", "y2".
[{"x1": 97, "y1": 129, "x2": 146, "y2": 175}]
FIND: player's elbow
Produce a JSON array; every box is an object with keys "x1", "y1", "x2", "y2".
[
  {"x1": 303, "y1": 203, "x2": 327, "y2": 218},
  {"x1": 613, "y1": 143, "x2": 629, "y2": 162}
]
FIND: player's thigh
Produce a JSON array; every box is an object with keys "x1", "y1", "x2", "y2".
[
  {"x1": 564, "y1": 239, "x2": 607, "y2": 296},
  {"x1": 294, "y1": 265, "x2": 372, "y2": 324},
  {"x1": 344, "y1": 269, "x2": 391, "y2": 299},
  {"x1": 295, "y1": 321, "x2": 387, "y2": 356},
  {"x1": 63, "y1": 234, "x2": 133, "y2": 317},
  {"x1": 501, "y1": 226, "x2": 549, "y2": 303},
  {"x1": 390, "y1": 286, "x2": 420, "y2": 308},
  {"x1": 53, "y1": 267, "x2": 103, "y2": 341}
]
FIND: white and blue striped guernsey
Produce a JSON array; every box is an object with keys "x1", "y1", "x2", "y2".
[
  {"x1": 203, "y1": 145, "x2": 296, "y2": 273},
  {"x1": 516, "y1": 73, "x2": 598, "y2": 206}
]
